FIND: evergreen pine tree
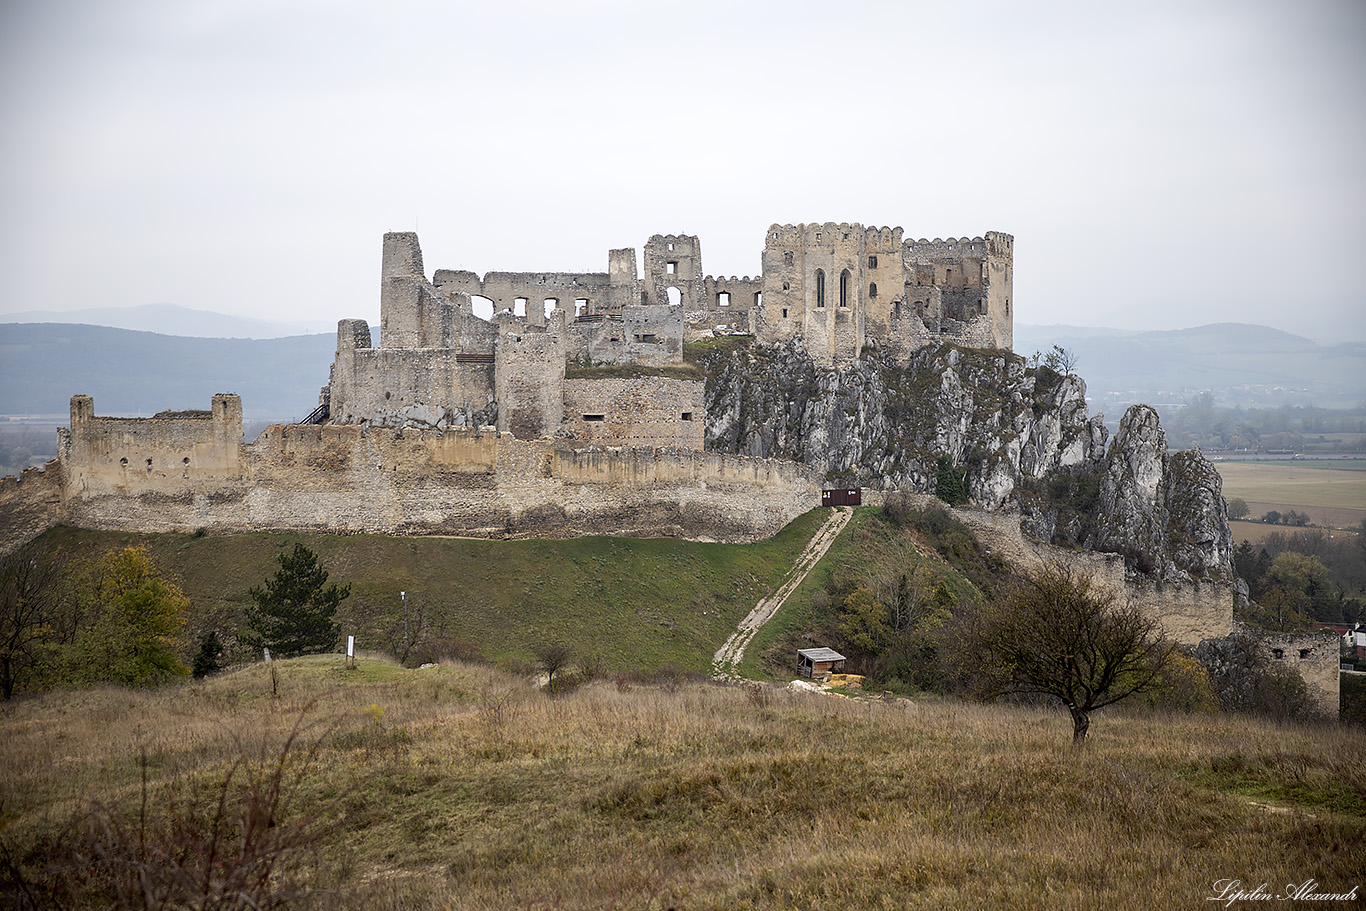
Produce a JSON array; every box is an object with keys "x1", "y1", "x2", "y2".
[
  {"x1": 245, "y1": 544, "x2": 348, "y2": 658},
  {"x1": 935, "y1": 455, "x2": 968, "y2": 507}
]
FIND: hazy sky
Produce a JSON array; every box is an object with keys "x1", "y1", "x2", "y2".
[{"x1": 2, "y1": 0, "x2": 1363, "y2": 341}]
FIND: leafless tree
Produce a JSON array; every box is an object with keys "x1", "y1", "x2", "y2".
[{"x1": 0, "y1": 540, "x2": 65, "y2": 700}]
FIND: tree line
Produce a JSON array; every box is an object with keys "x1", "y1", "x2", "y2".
[
  {"x1": 795, "y1": 497, "x2": 1323, "y2": 739},
  {"x1": 0, "y1": 540, "x2": 348, "y2": 700}
]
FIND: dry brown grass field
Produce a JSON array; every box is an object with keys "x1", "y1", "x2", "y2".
[
  {"x1": 1215, "y1": 462, "x2": 1366, "y2": 532},
  {"x1": 2, "y1": 656, "x2": 1363, "y2": 910}
]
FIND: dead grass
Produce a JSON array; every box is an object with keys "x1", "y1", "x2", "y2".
[{"x1": 2, "y1": 658, "x2": 1363, "y2": 909}]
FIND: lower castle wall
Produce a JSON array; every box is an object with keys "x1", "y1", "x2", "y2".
[
  {"x1": 52, "y1": 421, "x2": 822, "y2": 544},
  {"x1": 0, "y1": 463, "x2": 64, "y2": 556}
]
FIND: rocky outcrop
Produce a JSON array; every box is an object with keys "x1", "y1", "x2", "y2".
[
  {"x1": 696, "y1": 339, "x2": 1233, "y2": 583},
  {"x1": 1092, "y1": 405, "x2": 1232, "y2": 581},
  {"x1": 699, "y1": 339, "x2": 1107, "y2": 510}
]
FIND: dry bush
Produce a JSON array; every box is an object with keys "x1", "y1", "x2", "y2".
[{"x1": 4, "y1": 706, "x2": 343, "y2": 910}]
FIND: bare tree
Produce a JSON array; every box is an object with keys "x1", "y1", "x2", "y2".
[
  {"x1": 535, "y1": 642, "x2": 572, "y2": 692},
  {"x1": 0, "y1": 540, "x2": 64, "y2": 700},
  {"x1": 952, "y1": 562, "x2": 1172, "y2": 744}
]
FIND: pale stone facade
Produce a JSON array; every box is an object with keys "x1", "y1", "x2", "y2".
[{"x1": 48, "y1": 393, "x2": 820, "y2": 544}]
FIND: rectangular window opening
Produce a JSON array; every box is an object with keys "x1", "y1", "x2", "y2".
[
  {"x1": 582, "y1": 414, "x2": 605, "y2": 422},
  {"x1": 680, "y1": 412, "x2": 693, "y2": 422},
  {"x1": 666, "y1": 261, "x2": 677, "y2": 274}
]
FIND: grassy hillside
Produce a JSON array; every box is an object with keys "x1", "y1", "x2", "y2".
[
  {"x1": 2, "y1": 659, "x2": 1362, "y2": 909},
  {"x1": 36, "y1": 510, "x2": 829, "y2": 675}
]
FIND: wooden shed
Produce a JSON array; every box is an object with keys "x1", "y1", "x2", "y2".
[
  {"x1": 796, "y1": 647, "x2": 847, "y2": 680},
  {"x1": 821, "y1": 488, "x2": 862, "y2": 507}
]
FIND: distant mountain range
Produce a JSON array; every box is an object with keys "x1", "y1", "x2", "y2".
[
  {"x1": 0, "y1": 323, "x2": 335, "y2": 420},
  {"x1": 0, "y1": 309, "x2": 1361, "y2": 422},
  {"x1": 0, "y1": 303, "x2": 333, "y2": 339},
  {"x1": 1014, "y1": 323, "x2": 1365, "y2": 411}
]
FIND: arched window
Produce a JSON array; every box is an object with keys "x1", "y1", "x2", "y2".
[
  {"x1": 839, "y1": 269, "x2": 850, "y2": 307},
  {"x1": 869, "y1": 283, "x2": 878, "y2": 298},
  {"x1": 815, "y1": 270, "x2": 825, "y2": 308}
]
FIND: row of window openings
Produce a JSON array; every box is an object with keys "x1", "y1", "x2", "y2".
[
  {"x1": 120, "y1": 457, "x2": 191, "y2": 467},
  {"x1": 582, "y1": 413, "x2": 692, "y2": 422},
  {"x1": 1271, "y1": 648, "x2": 1312, "y2": 660}
]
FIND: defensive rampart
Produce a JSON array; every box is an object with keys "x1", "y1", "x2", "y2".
[{"x1": 49, "y1": 395, "x2": 822, "y2": 544}]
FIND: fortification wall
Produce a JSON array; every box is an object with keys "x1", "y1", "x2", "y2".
[
  {"x1": 951, "y1": 504, "x2": 1232, "y2": 647},
  {"x1": 0, "y1": 463, "x2": 64, "y2": 556},
  {"x1": 567, "y1": 305, "x2": 684, "y2": 367},
  {"x1": 50, "y1": 407, "x2": 821, "y2": 543},
  {"x1": 562, "y1": 377, "x2": 704, "y2": 449},
  {"x1": 1246, "y1": 628, "x2": 1342, "y2": 716},
  {"x1": 434, "y1": 269, "x2": 613, "y2": 320}
]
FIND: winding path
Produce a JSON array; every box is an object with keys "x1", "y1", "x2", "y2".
[{"x1": 711, "y1": 506, "x2": 852, "y2": 679}]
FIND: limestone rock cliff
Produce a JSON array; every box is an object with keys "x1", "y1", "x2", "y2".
[
  {"x1": 696, "y1": 338, "x2": 1232, "y2": 582},
  {"x1": 1090, "y1": 405, "x2": 1233, "y2": 582},
  {"x1": 698, "y1": 338, "x2": 1106, "y2": 509}
]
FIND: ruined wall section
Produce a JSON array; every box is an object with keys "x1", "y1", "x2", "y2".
[
  {"x1": 494, "y1": 313, "x2": 565, "y2": 440},
  {"x1": 1246, "y1": 628, "x2": 1341, "y2": 717},
  {"x1": 561, "y1": 377, "x2": 704, "y2": 449},
  {"x1": 699, "y1": 276, "x2": 762, "y2": 335},
  {"x1": 643, "y1": 234, "x2": 704, "y2": 311},
  {"x1": 327, "y1": 317, "x2": 497, "y2": 430},
  {"x1": 0, "y1": 462, "x2": 63, "y2": 556},
  {"x1": 567, "y1": 305, "x2": 684, "y2": 367},
  {"x1": 900, "y1": 235, "x2": 1011, "y2": 351},
  {"x1": 435, "y1": 269, "x2": 613, "y2": 322},
  {"x1": 51, "y1": 406, "x2": 822, "y2": 543}
]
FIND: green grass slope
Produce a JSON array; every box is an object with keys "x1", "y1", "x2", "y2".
[{"x1": 37, "y1": 510, "x2": 829, "y2": 675}]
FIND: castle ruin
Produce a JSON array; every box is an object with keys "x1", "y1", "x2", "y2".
[{"x1": 323, "y1": 224, "x2": 1012, "y2": 442}]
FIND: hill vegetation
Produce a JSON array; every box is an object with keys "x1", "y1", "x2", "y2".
[{"x1": 1, "y1": 657, "x2": 1362, "y2": 909}]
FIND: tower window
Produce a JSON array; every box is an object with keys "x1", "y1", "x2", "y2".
[
  {"x1": 869, "y1": 283, "x2": 877, "y2": 298},
  {"x1": 666, "y1": 261, "x2": 677, "y2": 275},
  {"x1": 868, "y1": 255, "x2": 878, "y2": 268},
  {"x1": 815, "y1": 270, "x2": 825, "y2": 308},
  {"x1": 839, "y1": 269, "x2": 850, "y2": 307}
]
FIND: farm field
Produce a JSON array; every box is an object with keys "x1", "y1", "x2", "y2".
[{"x1": 1214, "y1": 461, "x2": 1366, "y2": 532}]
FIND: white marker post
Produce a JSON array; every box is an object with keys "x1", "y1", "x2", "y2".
[{"x1": 346, "y1": 634, "x2": 355, "y2": 669}]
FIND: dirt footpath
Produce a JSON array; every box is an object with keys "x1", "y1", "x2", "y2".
[{"x1": 711, "y1": 506, "x2": 852, "y2": 679}]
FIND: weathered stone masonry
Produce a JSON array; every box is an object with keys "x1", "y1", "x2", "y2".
[{"x1": 50, "y1": 394, "x2": 820, "y2": 544}]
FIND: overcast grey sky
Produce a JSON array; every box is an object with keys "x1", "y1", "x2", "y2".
[{"x1": 1, "y1": 0, "x2": 1363, "y2": 341}]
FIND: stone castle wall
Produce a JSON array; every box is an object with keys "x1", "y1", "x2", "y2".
[
  {"x1": 51, "y1": 395, "x2": 821, "y2": 544},
  {"x1": 562, "y1": 377, "x2": 705, "y2": 449},
  {"x1": 0, "y1": 463, "x2": 63, "y2": 557}
]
